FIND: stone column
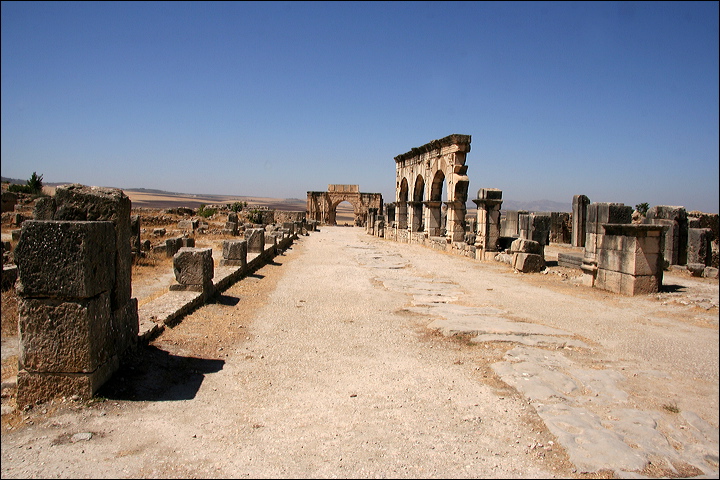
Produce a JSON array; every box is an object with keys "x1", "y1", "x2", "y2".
[
  {"x1": 572, "y1": 195, "x2": 590, "y2": 247},
  {"x1": 472, "y1": 188, "x2": 503, "y2": 255},
  {"x1": 424, "y1": 201, "x2": 443, "y2": 236},
  {"x1": 408, "y1": 201, "x2": 423, "y2": 233},
  {"x1": 645, "y1": 206, "x2": 688, "y2": 267}
]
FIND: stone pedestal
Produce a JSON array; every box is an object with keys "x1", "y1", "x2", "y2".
[{"x1": 594, "y1": 224, "x2": 667, "y2": 295}]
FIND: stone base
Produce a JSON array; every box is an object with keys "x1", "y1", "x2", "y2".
[
  {"x1": 595, "y1": 268, "x2": 661, "y2": 296},
  {"x1": 512, "y1": 253, "x2": 545, "y2": 273},
  {"x1": 17, "y1": 355, "x2": 119, "y2": 408}
]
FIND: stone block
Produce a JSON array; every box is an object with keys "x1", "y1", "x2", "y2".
[
  {"x1": 130, "y1": 215, "x2": 141, "y2": 253},
  {"x1": 687, "y1": 228, "x2": 712, "y2": 265},
  {"x1": 178, "y1": 219, "x2": 198, "y2": 231},
  {"x1": 16, "y1": 221, "x2": 116, "y2": 299},
  {"x1": 173, "y1": 247, "x2": 214, "y2": 286},
  {"x1": 687, "y1": 263, "x2": 705, "y2": 277},
  {"x1": 18, "y1": 293, "x2": 112, "y2": 373},
  {"x1": 16, "y1": 355, "x2": 119, "y2": 407},
  {"x1": 282, "y1": 222, "x2": 295, "y2": 235},
  {"x1": 221, "y1": 240, "x2": 247, "y2": 268},
  {"x1": 52, "y1": 184, "x2": 132, "y2": 309},
  {"x1": 33, "y1": 196, "x2": 57, "y2": 220},
  {"x1": 245, "y1": 228, "x2": 265, "y2": 253},
  {"x1": 512, "y1": 253, "x2": 545, "y2": 273},
  {"x1": 181, "y1": 237, "x2": 195, "y2": 248},
  {"x1": 166, "y1": 237, "x2": 184, "y2": 257},
  {"x1": 510, "y1": 238, "x2": 543, "y2": 255}
]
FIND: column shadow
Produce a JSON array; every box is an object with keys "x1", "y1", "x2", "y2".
[{"x1": 98, "y1": 345, "x2": 224, "y2": 402}]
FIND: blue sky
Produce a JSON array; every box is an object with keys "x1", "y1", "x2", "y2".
[{"x1": 2, "y1": 1, "x2": 718, "y2": 212}]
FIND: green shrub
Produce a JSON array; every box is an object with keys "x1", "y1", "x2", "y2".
[{"x1": 197, "y1": 204, "x2": 216, "y2": 218}]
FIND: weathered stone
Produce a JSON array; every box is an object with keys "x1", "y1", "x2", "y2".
[
  {"x1": 245, "y1": 228, "x2": 265, "y2": 253},
  {"x1": 572, "y1": 195, "x2": 590, "y2": 247},
  {"x1": 512, "y1": 253, "x2": 545, "y2": 272},
  {"x1": 510, "y1": 238, "x2": 543, "y2": 255},
  {"x1": 33, "y1": 196, "x2": 56, "y2": 220},
  {"x1": 173, "y1": 247, "x2": 214, "y2": 286},
  {"x1": 15, "y1": 221, "x2": 116, "y2": 299},
  {"x1": 687, "y1": 228, "x2": 712, "y2": 266},
  {"x1": 18, "y1": 293, "x2": 112, "y2": 373},
  {"x1": 52, "y1": 184, "x2": 132, "y2": 310},
  {"x1": 16, "y1": 355, "x2": 119, "y2": 407},
  {"x1": 221, "y1": 239, "x2": 247, "y2": 268},
  {"x1": 687, "y1": 263, "x2": 705, "y2": 277},
  {"x1": 178, "y1": 219, "x2": 198, "y2": 231},
  {"x1": 165, "y1": 237, "x2": 183, "y2": 257}
]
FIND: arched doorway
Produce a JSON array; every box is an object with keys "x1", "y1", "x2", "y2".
[{"x1": 306, "y1": 185, "x2": 383, "y2": 227}]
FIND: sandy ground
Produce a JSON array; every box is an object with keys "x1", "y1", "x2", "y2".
[{"x1": 1, "y1": 226, "x2": 718, "y2": 478}]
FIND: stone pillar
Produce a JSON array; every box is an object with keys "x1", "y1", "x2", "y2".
[
  {"x1": 445, "y1": 200, "x2": 467, "y2": 243},
  {"x1": 572, "y1": 195, "x2": 590, "y2": 248},
  {"x1": 170, "y1": 247, "x2": 214, "y2": 295},
  {"x1": 15, "y1": 220, "x2": 121, "y2": 407},
  {"x1": 687, "y1": 228, "x2": 713, "y2": 266},
  {"x1": 245, "y1": 228, "x2": 265, "y2": 253},
  {"x1": 396, "y1": 202, "x2": 407, "y2": 229},
  {"x1": 424, "y1": 201, "x2": 443, "y2": 236},
  {"x1": 595, "y1": 224, "x2": 667, "y2": 295},
  {"x1": 472, "y1": 188, "x2": 503, "y2": 254},
  {"x1": 220, "y1": 239, "x2": 248, "y2": 269},
  {"x1": 409, "y1": 201, "x2": 423, "y2": 233},
  {"x1": 130, "y1": 215, "x2": 141, "y2": 257},
  {"x1": 581, "y1": 203, "x2": 633, "y2": 287}
]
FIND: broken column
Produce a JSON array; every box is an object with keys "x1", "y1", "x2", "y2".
[
  {"x1": 170, "y1": 247, "x2": 214, "y2": 296},
  {"x1": 220, "y1": 239, "x2": 247, "y2": 269},
  {"x1": 245, "y1": 228, "x2": 265, "y2": 253},
  {"x1": 509, "y1": 238, "x2": 545, "y2": 273},
  {"x1": 572, "y1": 195, "x2": 590, "y2": 247},
  {"x1": 472, "y1": 188, "x2": 503, "y2": 258},
  {"x1": 15, "y1": 220, "x2": 121, "y2": 406},
  {"x1": 595, "y1": 224, "x2": 667, "y2": 295}
]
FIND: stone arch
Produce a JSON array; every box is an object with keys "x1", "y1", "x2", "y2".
[
  {"x1": 410, "y1": 174, "x2": 425, "y2": 232},
  {"x1": 394, "y1": 134, "x2": 471, "y2": 241},
  {"x1": 306, "y1": 185, "x2": 382, "y2": 227},
  {"x1": 397, "y1": 177, "x2": 409, "y2": 228}
]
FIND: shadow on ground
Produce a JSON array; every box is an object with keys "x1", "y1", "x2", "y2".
[{"x1": 98, "y1": 345, "x2": 224, "y2": 402}]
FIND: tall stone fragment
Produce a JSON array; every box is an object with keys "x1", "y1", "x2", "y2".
[
  {"x1": 473, "y1": 188, "x2": 503, "y2": 256},
  {"x1": 572, "y1": 195, "x2": 590, "y2": 247},
  {"x1": 220, "y1": 239, "x2": 247, "y2": 268}
]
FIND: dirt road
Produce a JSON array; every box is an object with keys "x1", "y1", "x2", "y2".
[{"x1": 1, "y1": 226, "x2": 718, "y2": 478}]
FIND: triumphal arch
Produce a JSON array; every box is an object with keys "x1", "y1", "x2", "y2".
[
  {"x1": 306, "y1": 184, "x2": 383, "y2": 226},
  {"x1": 394, "y1": 134, "x2": 471, "y2": 242}
]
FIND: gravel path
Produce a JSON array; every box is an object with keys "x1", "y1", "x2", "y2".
[{"x1": 1, "y1": 226, "x2": 718, "y2": 478}]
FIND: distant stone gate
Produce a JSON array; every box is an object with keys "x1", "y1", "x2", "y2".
[{"x1": 306, "y1": 185, "x2": 383, "y2": 226}]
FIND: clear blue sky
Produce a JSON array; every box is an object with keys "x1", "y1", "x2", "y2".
[{"x1": 2, "y1": 1, "x2": 718, "y2": 213}]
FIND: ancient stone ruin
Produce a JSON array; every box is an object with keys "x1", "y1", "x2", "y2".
[
  {"x1": 14, "y1": 184, "x2": 138, "y2": 407},
  {"x1": 307, "y1": 184, "x2": 382, "y2": 227},
  {"x1": 360, "y1": 134, "x2": 718, "y2": 293}
]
